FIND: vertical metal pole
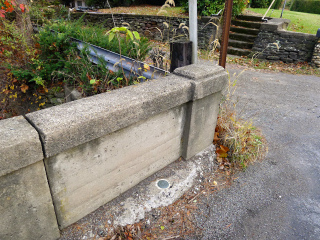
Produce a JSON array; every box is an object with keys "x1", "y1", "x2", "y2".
[
  {"x1": 189, "y1": 0, "x2": 197, "y2": 64},
  {"x1": 219, "y1": 0, "x2": 233, "y2": 68},
  {"x1": 280, "y1": 0, "x2": 287, "y2": 18}
]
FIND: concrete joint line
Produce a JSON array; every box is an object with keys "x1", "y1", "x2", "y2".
[{"x1": 22, "y1": 114, "x2": 61, "y2": 230}]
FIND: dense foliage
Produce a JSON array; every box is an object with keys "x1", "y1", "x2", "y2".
[
  {"x1": 11, "y1": 20, "x2": 151, "y2": 97},
  {"x1": 180, "y1": 0, "x2": 248, "y2": 17},
  {"x1": 250, "y1": 0, "x2": 282, "y2": 9},
  {"x1": 290, "y1": 0, "x2": 320, "y2": 14},
  {"x1": 49, "y1": 20, "x2": 151, "y2": 60}
]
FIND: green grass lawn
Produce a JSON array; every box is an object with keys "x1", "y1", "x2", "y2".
[{"x1": 246, "y1": 8, "x2": 320, "y2": 34}]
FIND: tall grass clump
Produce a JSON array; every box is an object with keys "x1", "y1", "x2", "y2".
[{"x1": 215, "y1": 72, "x2": 267, "y2": 170}]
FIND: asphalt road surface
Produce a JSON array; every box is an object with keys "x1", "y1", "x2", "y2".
[{"x1": 193, "y1": 65, "x2": 320, "y2": 239}]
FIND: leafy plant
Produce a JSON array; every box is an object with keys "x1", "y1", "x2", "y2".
[
  {"x1": 48, "y1": 20, "x2": 151, "y2": 61},
  {"x1": 250, "y1": 0, "x2": 282, "y2": 9},
  {"x1": 180, "y1": 0, "x2": 248, "y2": 17}
]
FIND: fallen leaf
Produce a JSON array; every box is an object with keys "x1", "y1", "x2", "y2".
[
  {"x1": 213, "y1": 132, "x2": 220, "y2": 141},
  {"x1": 216, "y1": 149, "x2": 228, "y2": 158},
  {"x1": 217, "y1": 157, "x2": 223, "y2": 163},
  {"x1": 20, "y1": 84, "x2": 29, "y2": 93},
  {"x1": 220, "y1": 145, "x2": 229, "y2": 152}
]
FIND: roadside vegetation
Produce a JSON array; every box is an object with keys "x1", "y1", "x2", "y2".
[{"x1": 0, "y1": 1, "x2": 152, "y2": 120}]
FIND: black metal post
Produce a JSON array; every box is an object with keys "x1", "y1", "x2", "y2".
[{"x1": 170, "y1": 41, "x2": 192, "y2": 72}]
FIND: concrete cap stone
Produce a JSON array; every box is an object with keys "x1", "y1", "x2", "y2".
[
  {"x1": 26, "y1": 75, "x2": 193, "y2": 158},
  {"x1": 261, "y1": 18, "x2": 290, "y2": 31},
  {"x1": 0, "y1": 116, "x2": 43, "y2": 177},
  {"x1": 173, "y1": 62, "x2": 228, "y2": 100}
]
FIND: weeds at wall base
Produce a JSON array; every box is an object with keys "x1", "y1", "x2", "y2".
[{"x1": 213, "y1": 70, "x2": 268, "y2": 171}]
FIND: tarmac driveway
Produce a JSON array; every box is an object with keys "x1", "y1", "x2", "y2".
[{"x1": 195, "y1": 65, "x2": 320, "y2": 239}]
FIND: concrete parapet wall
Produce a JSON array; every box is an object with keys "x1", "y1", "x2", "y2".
[
  {"x1": 0, "y1": 117, "x2": 60, "y2": 240},
  {"x1": 0, "y1": 63, "x2": 227, "y2": 239},
  {"x1": 252, "y1": 18, "x2": 318, "y2": 63}
]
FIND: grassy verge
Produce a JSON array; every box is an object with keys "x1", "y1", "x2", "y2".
[
  {"x1": 98, "y1": 5, "x2": 188, "y2": 18},
  {"x1": 246, "y1": 8, "x2": 320, "y2": 34}
]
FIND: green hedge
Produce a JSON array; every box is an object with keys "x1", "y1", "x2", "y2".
[
  {"x1": 251, "y1": 0, "x2": 282, "y2": 9},
  {"x1": 290, "y1": 0, "x2": 320, "y2": 14}
]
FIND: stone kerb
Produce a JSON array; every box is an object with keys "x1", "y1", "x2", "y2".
[
  {"x1": 25, "y1": 62, "x2": 227, "y2": 229},
  {"x1": 0, "y1": 117, "x2": 60, "y2": 240}
]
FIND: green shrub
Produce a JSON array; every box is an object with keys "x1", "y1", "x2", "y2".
[
  {"x1": 11, "y1": 23, "x2": 142, "y2": 96},
  {"x1": 251, "y1": 0, "x2": 282, "y2": 9},
  {"x1": 290, "y1": 0, "x2": 320, "y2": 14},
  {"x1": 49, "y1": 20, "x2": 151, "y2": 60},
  {"x1": 181, "y1": 0, "x2": 248, "y2": 17}
]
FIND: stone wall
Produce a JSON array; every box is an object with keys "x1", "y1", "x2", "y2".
[
  {"x1": 252, "y1": 18, "x2": 318, "y2": 63},
  {"x1": 72, "y1": 13, "x2": 221, "y2": 49},
  {"x1": 312, "y1": 39, "x2": 320, "y2": 68},
  {"x1": 0, "y1": 63, "x2": 227, "y2": 239}
]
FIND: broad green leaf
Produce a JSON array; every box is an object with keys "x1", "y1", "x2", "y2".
[
  {"x1": 133, "y1": 31, "x2": 140, "y2": 40},
  {"x1": 108, "y1": 32, "x2": 115, "y2": 42},
  {"x1": 118, "y1": 27, "x2": 127, "y2": 32},
  {"x1": 127, "y1": 31, "x2": 133, "y2": 41}
]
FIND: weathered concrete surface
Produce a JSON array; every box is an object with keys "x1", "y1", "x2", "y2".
[
  {"x1": 0, "y1": 161, "x2": 60, "y2": 240},
  {"x1": 182, "y1": 92, "x2": 222, "y2": 159},
  {"x1": 45, "y1": 106, "x2": 186, "y2": 229},
  {"x1": 0, "y1": 116, "x2": 43, "y2": 176},
  {"x1": 58, "y1": 144, "x2": 217, "y2": 240},
  {"x1": 23, "y1": 62, "x2": 227, "y2": 230},
  {"x1": 26, "y1": 75, "x2": 193, "y2": 158},
  {"x1": 260, "y1": 18, "x2": 290, "y2": 31},
  {"x1": 175, "y1": 63, "x2": 227, "y2": 159},
  {"x1": 174, "y1": 63, "x2": 227, "y2": 100}
]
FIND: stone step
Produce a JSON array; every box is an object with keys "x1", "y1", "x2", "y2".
[
  {"x1": 231, "y1": 19, "x2": 262, "y2": 29},
  {"x1": 227, "y1": 47, "x2": 252, "y2": 56},
  {"x1": 230, "y1": 26, "x2": 260, "y2": 35},
  {"x1": 236, "y1": 15, "x2": 270, "y2": 22},
  {"x1": 228, "y1": 39, "x2": 254, "y2": 49},
  {"x1": 229, "y1": 32, "x2": 257, "y2": 42}
]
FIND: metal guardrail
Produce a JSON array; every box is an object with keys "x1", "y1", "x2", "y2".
[
  {"x1": 70, "y1": 38, "x2": 168, "y2": 80},
  {"x1": 33, "y1": 25, "x2": 169, "y2": 80}
]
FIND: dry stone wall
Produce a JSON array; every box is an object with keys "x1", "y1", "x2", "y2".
[
  {"x1": 72, "y1": 13, "x2": 221, "y2": 49},
  {"x1": 312, "y1": 39, "x2": 320, "y2": 68},
  {"x1": 252, "y1": 19, "x2": 318, "y2": 63}
]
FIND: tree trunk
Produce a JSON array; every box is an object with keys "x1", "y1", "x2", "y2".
[{"x1": 15, "y1": 0, "x2": 33, "y2": 46}]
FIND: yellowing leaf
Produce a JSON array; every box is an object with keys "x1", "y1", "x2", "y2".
[
  {"x1": 144, "y1": 64, "x2": 150, "y2": 71},
  {"x1": 160, "y1": 226, "x2": 165, "y2": 230},
  {"x1": 216, "y1": 149, "x2": 228, "y2": 158},
  {"x1": 20, "y1": 84, "x2": 29, "y2": 93},
  {"x1": 220, "y1": 145, "x2": 229, "y2": 152}
]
